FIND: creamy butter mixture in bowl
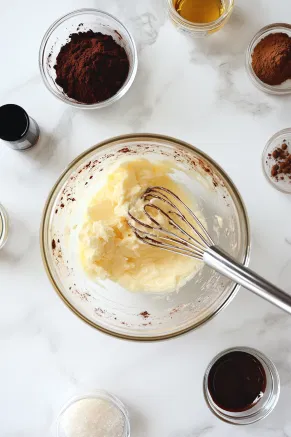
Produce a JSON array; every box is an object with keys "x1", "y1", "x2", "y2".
[
  {"x1": 79, "y1": 159, "x2": 206, "y2": 293},
  {"x1": 41, "y1": 134, "x2": 249, "y2": 340}
]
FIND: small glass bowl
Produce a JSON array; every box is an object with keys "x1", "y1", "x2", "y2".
[
  {"x1": 246, "y1": 23, "x2": 291, "y2": 95},
  {"x1": 39, "y1": 9, "x2": 138, "y2": 109},
  {"x1": 203, "y1": 347, "x2": 280, "y2": 425},
  {"x1": 262, "y1": 128, "x2": 291, "y2": 194},
  {"x1": 56, "y1": 391, "x2": 130, "y2": 437},
  {"x1": 0, "y1": 204, "x2": 9, "y2": 249},
  {"x1": 166, "y1": 0, "x2": 234, "y2": 38}
]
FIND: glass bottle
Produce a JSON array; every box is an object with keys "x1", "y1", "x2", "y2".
[{"x1": 0, "y1": 104, "x2": 40, "y2": 150}]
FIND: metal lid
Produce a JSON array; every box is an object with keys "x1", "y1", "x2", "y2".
[{"x1": 0, "y1": 104, "x2": 29, "y2": 141}]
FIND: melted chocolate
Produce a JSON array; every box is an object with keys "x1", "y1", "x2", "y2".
[{"x1": 208, "y1": 351, "x2": 266, "y2": 412}]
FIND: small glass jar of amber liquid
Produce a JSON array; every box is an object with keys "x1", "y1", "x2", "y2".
[{"x1": 167, "y1": 0, "x2": 234, "y2": 37}]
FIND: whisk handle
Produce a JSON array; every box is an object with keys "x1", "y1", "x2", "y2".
[{"x1": 204, "y1": 246, "x2": 291, "y2": 315}]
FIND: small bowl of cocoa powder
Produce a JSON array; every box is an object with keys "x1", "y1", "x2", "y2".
[
  {"x1": 263, "y1": 128, "x2": 291, "y2": 194},
  {"x1": 246, "y1": 23, "x2": 291, "y2": 95},
  {"x1": 39, "y1": 9, "x2": 138, "y2": 108}
]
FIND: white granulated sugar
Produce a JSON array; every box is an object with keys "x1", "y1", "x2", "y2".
[{"x1": 60, "y1": 398, "x2": 125, "y2": 437}]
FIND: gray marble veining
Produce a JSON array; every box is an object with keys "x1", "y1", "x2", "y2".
[{"x1": 0, "y1": 0, "x2": 291, "y2": 436}]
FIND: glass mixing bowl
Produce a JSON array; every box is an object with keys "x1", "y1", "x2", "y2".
[
  {"x1": 39, "y1": 9, "x2": 138, "y2": 109},
  {"x1": 41, "y1": 134, "x2": 250, "y2": 341}
]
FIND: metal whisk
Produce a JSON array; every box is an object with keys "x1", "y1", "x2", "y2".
[{"x1": 128, "y1": 186, "x2": 291, "y2": 315}]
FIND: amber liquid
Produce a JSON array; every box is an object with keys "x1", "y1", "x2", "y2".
[{"x1": 174, "y1": 0, "x2": 224, "y2": 23}]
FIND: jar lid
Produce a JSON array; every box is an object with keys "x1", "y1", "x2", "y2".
[{"x1": 0, "y1": 104, "x2": 29, "y2": 141}]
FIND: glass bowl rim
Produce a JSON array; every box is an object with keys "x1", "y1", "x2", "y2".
[
  {"x1": 56, "y1": 390, "x2": 130, "y2": 437},
  {"x1": 166, "y1": 0, "x2": 234, "y2": 30},
  {"x1": 262, "y1": 127, "x2": 291, "y2": 194},
  {"x1": 38, "y1": 8, "x2": 138, "y2": 109},
  {"x1": 0, "y1": 203, "x2": 9, "y2": 249},
  {"x1": 245, "y1": 23, "x2": 291, "y2": 95},
  {"x1": 40, "y1": 133, "x2": 251, "y2": 341}
]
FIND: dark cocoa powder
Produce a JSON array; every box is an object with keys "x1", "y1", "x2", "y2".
[
  {"x1": 54, "y1": 31, "x2": 130, "y2": 104},
  {"x1": 252, "y1": 33, "x2": 291, "y2": 85}
]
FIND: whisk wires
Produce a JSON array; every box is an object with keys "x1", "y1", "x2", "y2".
[{"x1": 128, "y1": 186, "x2": 214, "y2": 260}]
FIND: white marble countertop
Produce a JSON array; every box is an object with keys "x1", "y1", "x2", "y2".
[{"x1": 1, "y1": 0, "x2": 291, "y2": 435}]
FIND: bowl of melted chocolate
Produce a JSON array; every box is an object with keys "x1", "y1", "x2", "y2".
[{"x1": 204, "y1": 347, "x2": 280, "y2": 424}]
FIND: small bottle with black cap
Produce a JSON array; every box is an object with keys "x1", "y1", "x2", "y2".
[{"x1": 0, "y1": 104, "x2": 40, "y2": 150}]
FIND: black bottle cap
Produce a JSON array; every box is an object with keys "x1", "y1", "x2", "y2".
[{"x1": 0, "y1": 104, "x2": 29, "y2": 141}]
